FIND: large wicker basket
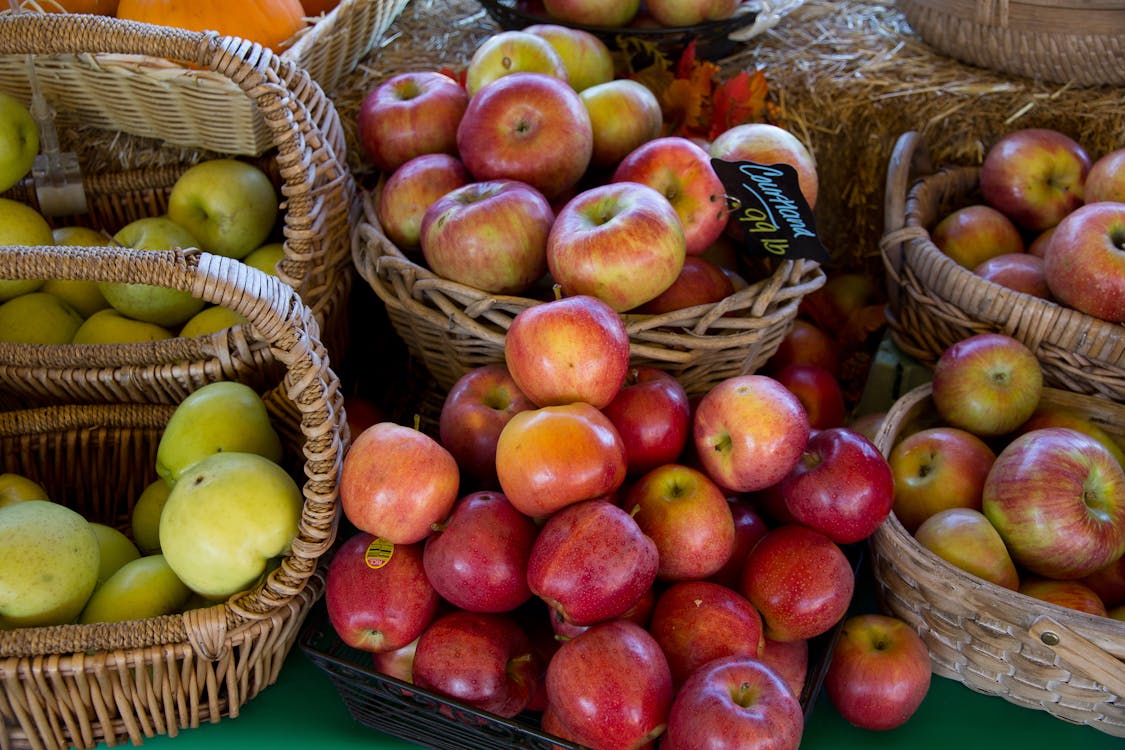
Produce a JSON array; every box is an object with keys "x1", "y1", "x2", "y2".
[
  {"x1": 0, "y1": 243, "x2": 345, "y2": 750},
  {"x1": 879, "y1": 130, "x2": 1125, "y2": 403},
  {"x1": 0, "y1": 0, "x2": 410, "y2": 155},
  {"x1": 352, "y1": 187, "x2": 826, "y2": 398},
  {"x1": 869, "y1": 382, "x2": 1125, "y2": 736},
  {"x1": 895, "y1": 0, "x2": 1125, "y2": 87},
  {"x1": 0, "y1": 13, "x2": 357, "y2": 406}
]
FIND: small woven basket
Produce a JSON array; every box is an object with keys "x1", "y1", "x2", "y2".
[
  {"x1": 0, "y1": 0, "x2": 410, "y2": 155},
  {"x1": 879, "y1": 130, "x2": 1125, "y2": 403},
  {"x1": 352, "y1": 187, "x2": 826, "y2": 398},
  {"x1": 895, "y1": 0, "x2": 1125, "y2": 87},
  {"x1": 869, "y1": 382, "x2": 1125, "y2": 736},
  {"x1": 0, "y1": 243, "x2": 345, "y2": 750},
  {"x1": 0, "y1": 12, "x2": 357, "y2": 405}
]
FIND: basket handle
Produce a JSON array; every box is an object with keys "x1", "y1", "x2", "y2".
[
  {"x1": 879, "y1": 131, "x2": 932, "y2": 316},
  {"x1": 1028, "y1": 616, "x2": 1125, "y2": 697}
]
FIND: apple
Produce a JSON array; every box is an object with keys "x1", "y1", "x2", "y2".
[
  {"x1": 1085, "y1": 148, "x2": 1125, "y2": 204},
  {"x1": 456, "y1": 72, "x2": 592, "y2": 201},
  {"x1": 798, "y1": 272, "x2": 881, "y2": 342},
  {"x1": 0, "y1": 91, "x2": 37, "y2": 193},
  {"x1": 972, "y1": 252, "x2": 1050, "y2": 299},
  {"x1": 765, "y1": 318, "x2": 840, "y2": 378},
  {"x1": 1042, "y1": 201, "x2": 1125, "y2": 322},
  {"x1": 420, "y1": 179, "x2": 554, "y2": 294},
  {"x1": 930, "y1": 204, "x2": 1025, "y2": 270},
  {"x1": 707, "y1": 495, "x2": 770, "y2": 589},
  {"x1": 464, "y1": 30, "x2": 568, "y2": 96},
  {"x1": 495, "y1": 402, "x2": 627, "y2": 517},
  {"x1": 1014, "y1": 406, "x2": 1125, "y2": 469},
  {"x1": 663, "y1": 655, "x2": 804, "y2": 750},
  {"x1": 545, "y1": 619, "x2": 673, "y2": 750},
  {"x1": 824, "y1": 613, "x2": 932, "y2": 731},
  {"x1": 739, "y1": 524, "x2": 854, "y2": 642},
  {"x1": 524, "y1": 23, "x2": 614, "y2": 92},
  {"x1": 548, "y1": 584, "x2": 657, "y2": 641},
  {"x1": 847, "y1": 410, "x2": 885, "y2": 443},
  {"x1": 913, "y1": 508, "x2": 1020, "y2": 590},
  {"x1": 423, "y1": 490, "x2": 538, "y2": 613},
  {"x1": 692, "y1": 374, "x2": 810, "y2": 493},
  {"x1": 613, "y1": 136, "x2": 730, "y2": 256},
  {"x1": 774, "y1": 427, "x2": 895, "y2": 544},
  {"x1": 339, "y1": 422, "x2": 460, "y2": 545},
  {"x1": 1027, "y1": 225, "x2": 1057, "y2": 258},
  {"x1": 0, "y1": 292, "x2": 85, "y2": 345},
  {"x1": 372, "y1": 637, "x2": 418, "y2": 683},
  {"x1": 438, "y1": 363, "x2": 536, "y2": 489},
  {"x1": 1018, "y1": 577, "x2": 1108, "y2": 617},
  {"x1": 600, "y1": 365, "x2": 692, "y2": 476},
  {"x1": 580, "y1": 79, "x2": 664, "y2": 169},
  {"x1": 634, "y1": 254, "x2": 736, "y2": 314},
  {"x1": 78, "y1": 553, "x2": 191, "y2": 624},
  {"x1": 166, "y1": 158, "x2": 278, "y2": 260},
  {"x1": 0, "y1": 198, "x2": 54, "y2": 302},
  {"x1": 760, "y1": 636, "x2": 808, "y2": 699},
  {"x1": 772, "y1": 363, "x2": 847, "y2": 430},
  {"x1": 503, "y1": 294, "x2": 630, "y2": 409},
  {"x1": 547, "y1": 181, "x2": 687, "y2": 312},
  {"x1": 979, "y1": 127, "x2": 1091, "y2": 232},
  {"x1": 709, "y1": 123, "x2": 818, "y2": 210},
  {"x1": 888, "y1": 426, "x2": 997, "y2": 533},
  {"x1": 1081, "y1": 556, "x2": 1125, "y2": 609},
  {"x1": 0, "y1": 472, "x2": 49, "y2": 508},
  {"x1": 648, "y1": 580, "x2": 764, "y2": 687},
  {"x1": 540, "y1": 0, "x2": 641, "y2": 27},
  {"x1": 343, "y1": 393, "x2": 388, "y2": 441},
  {"x1": 930, "y1": 332, "x2": 1043, "y2": 437},
  {"x1": 982, "y1": 426, "x2": 1125, "y2": 580},
  {"x1": 527, "y1": 498, "x2": 658, "y2": 626},
  {"x1": 376, "y1": 153, "x2": 472, "y2": 250},
  {"x1": 645, "y1": 0, "x2": 739, "y2": 26},
  {"x1": 356, "y1": 70, "x2": 469, "y2": 173}
]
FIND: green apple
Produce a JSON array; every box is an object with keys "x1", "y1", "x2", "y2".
[
  {"x1": 155, "y1": 380, "x2": 284, "y2": 485},
  {"x1": 131, "y1": 478, "x2": 171, "y2": 554},
  {"x1": 242, "y1": 242, "x2": 285, "y2": 276},
  {"x1": 158, "y1": 451, "x2": 303, "y2": 600},
  {"x1": 43, "y1": 226, "x2": 114, "y2": 317},
  {"x1": 78, "y1": 554, "x2": 193, "y2": 623},
  {"x1": 0, "y1": 472, "x2": 50, "y2": 508},
  {"x1": 89, "y1": 522, "x2": 142, "y2": 586},
  {"x1": 0, "y1": 500, "x2": 100, "y2": 629},
  {"x1": 71, "y1": 308, "x2": 175, "y2": 345},
  {"x1": 100, "y1": 216, "x2": 208, "y2": 327},
  {"x1": 178, "y1": 304, "x2": 249, "y2": 338},
  {"x1": 0, "y1": 291, "x2": 85, "y2": 344},
  {"x1": 0, "y1": 198, "x2": 53, "y2": 302},
  {"x1": 0, "y1": 91, "x2": 38, "y2": 194},
  {"x1": 167, "y1": 159, "x2": 279, "y2": 260}
]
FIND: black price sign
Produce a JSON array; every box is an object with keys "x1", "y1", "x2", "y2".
[{"x1": 711, "y1": 158, "x2": 829, "y2": 265}]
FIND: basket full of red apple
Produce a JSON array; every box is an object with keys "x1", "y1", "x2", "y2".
[{"x1": 880, "y1": 128, "x2": 1125, "y2": 403}]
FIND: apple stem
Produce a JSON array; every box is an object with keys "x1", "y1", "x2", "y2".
[
  {"x1": 731, "y1": 680, "x2": 760, "y2": 708},
  {"x1": 552, "y1": 283, "x2": 563, "y2": 301},
  {"x1": 412, "y1": 413, "x2": 421, "y2": 431}
]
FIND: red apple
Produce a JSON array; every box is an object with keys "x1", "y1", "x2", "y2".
[
  {"x1": 1027, "y1": 225, "x2": 1057, "y2": 258},
  {"x1": 344, "y1": 392, "x2": 388, "y2": 440},
  {"x1": 663, "y1": 655, "x2": 804, "y2": 750},
  {"x1": 798, "y1": 272, "x2": 881, "y2": 343},
  {"x1": 1042, "y1": 201, "x2": 1125, "y2": 322},
  {"x1": 523, "y1": 23, "x2": 614, "y2": 92},
  {"x1": 1014, "y1": 406, "x2": 1125, "y2": 468},
  {"x1": 357, "y1": 70, "x2": 468, "y2": 173},
  {"x1": 972, "y1": 252, "x2": 1050, "y2": 299},
  {"x1": 612, "y1": 136, "x2": 730, "y2": 256},
  {"x1": 979, "y1": 127, "x2": 1091, "y2": 232},
  {"x1": 1085, "y1": 147, "x2": 1125, "y2": 204},
  {"x1": 527, "y1": 498, "x2": 659, "y2": 626},
  {"x1": 1018, "y1": 577, "x2": 1108, "y2": 617},
  {"x1": 339, "y1": 422, "x2": 460, "y2": 544},
  {"x1": 633, "y1": 255, "x2": 735, "y2": 314},
  {"x1": 580, "y1": 79, "x2": 664, "y2": 169},
  {"x1": 1081, "y1": 556, "x2": 1125, "y2": 608},
  {"x1": 888, "y1": 426, "x2": 997, "y2": 533},
  {"x1": 456, "y1": 72, "x2": 592, "y2": 201},
  {"x1": 765, "y1": 318, "x2": 841, "y2": 378},
  {"x1": 541, "y1": 0, "x2": 641, "y2": 26},
  {"x1": 739, "y1": 524, "x2": 854, "y2": 642},
  {"x1": 913, "y1": 507, "x2": 1020, "y2": 590},
  {"x1": 759, "y1": 636, "x2": 808, "y2": 699},
  {"x1": 464, "y1": 30, "x2": 567, "y2": 95},
  {"x1": 495, "y1": 402, "x2": 628, "y2": 517},
  {"x1": 930, "y1": 332, "x2": 1043, "y2": 437},
  {"x1": 709, "y1": 123, "x2": 818, "y2": 210},
  {"x1": 503, "y1": 294, "x2": 630, "y2": 409},
  {"x1": 930, "y1": 204, "x2": 1025, "y2": 270},
  {"x1": 419, "y1": 179, "x2": 554, "y2": 295},
  {"x1": 707, "y1": 495, "x2": 770, "y2": 589},
  {"x1": 982, "y1": 426, "x2": 1125, "y2": 580},
  {"x1": 549, "y1": 585, "x2": 657, "y2": 641},
  {"x1": 645, "y1": 0, "x2": 739, "y2": 25},
  {"x1": 824, "y1": 613, "x2": 932, "y2": 731},
  {"x1": 772, "y1": 363, "x2": 847, "y2": 430},
  {"x1": 325, "y1": 532, "x2": 440, "y2": 653},
  {"x1": 423, "y1": 491, "x2": 539, "y2": 613},
  {"x1": 438, "y1": 363, "x2": 537, "y2": 489},
  {"x1": 692, "y1": 374, "x2": 810, "y2": 493},
  {"x1": 371, "y1": 637, "x2": 418, "y2": 683},
  {"x1": 547, "y1": 181, "x2": 687, "y2": 312},
  {"x1": 376, "y1": 152, "x2": 472, "y2": 250},
  {"x1": 600, "y1": 365, "x2": 692, "y2": 476},
  {"x1": 846, "y1": 410, "x2": 885, "y2": 443}
]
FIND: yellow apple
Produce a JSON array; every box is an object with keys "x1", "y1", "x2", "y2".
[
  {"x1": 178, "y1": 304, "x2": 249, "y2": 338},
  {"x1": 88, "y1": 522, "x2": 142, "y2": 586},
  {"x1": 131, "y1": 478, "x2": 171, "y2": 554},
  {"x1": 71, "y1": 308, "x2": 175, "y2": 345},
  {"x1": 167, "y1": 159, "x2": 279, "y2": 260},
  {"x1": 0, "y1": 198, "x2": 53, "y2": 301},
  {"x1": 79, "y1": 554, "x2": 193, "y2": 623},
  {"x1": 0, "y1": 472, "x2": 50, "y2": 508},
  {"x1": 242, "y1": 242, "x2": 285, "y2": 276},
  {"x1": 0, "y1": 91, "x2": 38, "y2": 194},
  {"x1": 0, "y1": 291, "x2": 85, "y2": 344},
  {"x1": 524, "y1": 23, "x2": 615, "y2": 92}
]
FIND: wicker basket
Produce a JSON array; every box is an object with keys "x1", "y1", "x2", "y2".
[
  {"x1": 879, "y1": 130, "x2": 1125, "y2": 403},
  {"x1": 895, "y1": 0, "x2": 1125, "y2": 87},
  {"x1": 0, "y1": 243, "x2": 345, "y2": 750},
  {"x1": 0, "y1": 12, "x2": 358, "y2": 406},
  {"x1": 0, "y1": 0, "x2": 410, "y2": 155},
  {"x1": 869, "y1": 382, "x2": 1125, "y2": 736},
  {"x1": 353, "y1": 187, "x2": 826, "y2": 399}
]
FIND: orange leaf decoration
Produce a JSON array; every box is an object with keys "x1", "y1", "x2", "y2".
[{"x1": 709, "y1": 68, "x2": 770, "y2": 140}]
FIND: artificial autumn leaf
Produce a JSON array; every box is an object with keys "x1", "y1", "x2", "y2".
[{"x1": 709, "y1": 68, "x2": 770, "y2": 139}]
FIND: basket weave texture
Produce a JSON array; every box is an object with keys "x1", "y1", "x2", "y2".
[
  {"x1": 0, "y1": 244, "x2": 345, "y2": 750},
  {"x1": 870, "y1": 383, "x2": 1125, "y2": 737},
  {"x1": 896, "y1": 0, "x2": 1125, "y2": 87},
  {"x1": 0, "y1": 0, "x2": 410, "y2": 155},
  {"x1": 0, "y1": 13, "x2": 358, "y2": 406},
  {"x1": 880, "y1": 131, "x2": 1125, "y2": 403}
]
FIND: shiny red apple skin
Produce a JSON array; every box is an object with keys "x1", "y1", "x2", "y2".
[
  {"x1": 888, "y1": 426, "x2": 997, "y2": 533},
  {"x1": 343, "y1": 393, "x2": 388, "y2": 441},
  {"x1": 914, "y1": 507, "x2": 1020, "y2": 590},
  {"x1": 549, "y1": 585, "x2": 656, "y2": 641},
  {"x1": 357, "y1": 70, "x2": 468, "y2": 173},
  {"x1": 600, "y1": 365, "x2": 691, "y2": 477},
  {"x1": 772, "y1": 363, "x2": 847, "y2": 430},
  {"x1": 930, "y1": 204, "x2": 1025, "y2": 270},
  {"x1": 766, "y1": 318, "x2": 841, "y2": 378},
  {"x1": 824, "y1": 613, "x2": 932, "y2": 731},
  {"x1": 760, "y1": 636, "x2": 809, "y2": 699},
  {"x1": 973, "y1": 252, "x2": 1051, "y2": 299},
  {"x1": 709, "y1": 122, "x2": 818, "y2": 210},
  {"x1": 1015, "y1": 406, "x2": 1125, "y2": 468},
  {"x1": 634, "y1": 255, "x2": 735, "y2": 314},
  {"x1": 1018, "y1": 577, "x2": 1108, "y2": 617},
  {"x1": 541, "y1": 0, "x2": 640, "y2": 27},
  {"x1": 1042, "y1": 200, "x2": 1125, "y2": 323},
  {"x1": 707, "y1": 495, "x2": 771, "y2": 589},
  {"x1": 1085, "y1": 147, "x2": 1125, "y2": 204},
  {"x1": 376, "y1": 152, "x2": 472, "y2": 250}
]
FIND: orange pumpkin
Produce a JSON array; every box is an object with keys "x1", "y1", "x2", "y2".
[
  {"x1": 300, "y1": 0, "x2": 341, "y2": 15},
  {"x1": 44, "y1": 0, "x2": 119, "y2": 13},
  {"x1": 115, "y1": 0, "x2": 309, "y2": 52}
]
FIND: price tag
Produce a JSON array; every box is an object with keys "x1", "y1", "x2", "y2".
[{"x1": 711, "y1": 158, "x2": 829, "y2": 265}]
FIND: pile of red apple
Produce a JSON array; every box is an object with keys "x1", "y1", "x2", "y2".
[
  {"x1": 518, "y1": 0, "x2": 747, "y2": 30},
  {"x1": 886, "y1": 332, "x2": 1125, "y2": 621},
  {"x1": 928, "y1": 127, "x2": 1124, "y2": 324}
]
